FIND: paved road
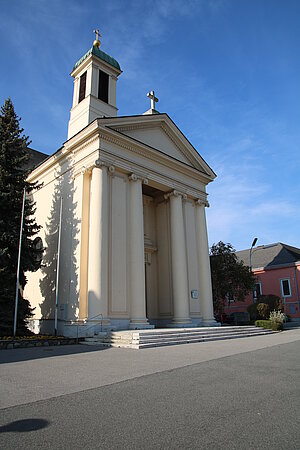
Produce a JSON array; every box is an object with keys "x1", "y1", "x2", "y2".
[{"x1": 0, "y1": 331, "x2": 300, "y2": 449}]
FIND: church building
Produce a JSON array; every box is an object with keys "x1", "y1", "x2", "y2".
[{"x1": 24, "y1": 33, "x2": 217, "y2": 336}]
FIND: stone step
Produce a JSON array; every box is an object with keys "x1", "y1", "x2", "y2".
[
  {"x1": 137, "y1": 328, "x2": 260, "y2": 340},
  {"x1": 136, "y1": 331, "x2": 272, "y2": 344},
  {"x1": 106, "y1": 329, "x2": 270, "y2": 344},
  {"x1": 84, "y1": 326, "x2": 275, "y2": 349},
  {"x1": 106, "y1": 326, "x2": 258, "y2": 341},
  {"x1": 138, "y1": 330, "x2": 274, "y2": 349},
  {"x1": 85, "y1": 326, "x2": 273, "y2": 349},
  {"x1": 144, "y1": 329, "x2": 272, "y2": 344},
  {"x1": 111, "y1": 325, "x2": 256, "y2": 335}
]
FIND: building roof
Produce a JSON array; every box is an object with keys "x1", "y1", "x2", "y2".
[
  {"x1": 25, "y1": 148, "x2": 48, "y2": 171},
  {"x1": 236, "y1": 243, "x2": 300, "y2": 270},
  {"x1": 73, "y1": 46, "x2": 121, "y2": 71}
]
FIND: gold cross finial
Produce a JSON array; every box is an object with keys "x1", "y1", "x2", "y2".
[{"x1": 93, "y1": 29, "x2": 101, "y2": 48}]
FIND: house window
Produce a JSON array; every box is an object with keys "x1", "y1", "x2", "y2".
[
  {"x1": 280, "y1": 278, "x2": 291, "y2": 297},
  {"x1": 98, "y1": 69, "x2": 109, "y2": 103},
  {"x1": 289, "y1": 304, "x2": 296, "y2": 315},
  {"x1": 227, "y1": 293, "x2": 236, "y2": 304},
  {"x1": 253, "y1": 282, "x2": 262, "y2": 302},
  {"x1": 78, "y1": 71, "x2": 87, "y2": 103}
]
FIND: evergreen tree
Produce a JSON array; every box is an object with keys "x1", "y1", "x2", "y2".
[{"x1": 0, "y1": 98, "x2": 42, "y2": 335}]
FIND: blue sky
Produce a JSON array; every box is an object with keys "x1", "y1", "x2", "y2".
[{"x1": 0, "y1": 0, "x2": 299, "y2": 251}]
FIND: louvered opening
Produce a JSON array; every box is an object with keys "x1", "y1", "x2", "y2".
[
  {"x1": 78, "y1": 71, "x2": 87, "y2": 103},
  {"x1": 98, "y1": 69, "x2": 109, "y2": 103}
]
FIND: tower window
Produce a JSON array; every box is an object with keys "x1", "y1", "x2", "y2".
[
  {"x1": 98, "y1": 69, "x2": 109, "y2": 103},
  {"x1": 78, "y1": 71, "x2": 87, "y2": 103}
]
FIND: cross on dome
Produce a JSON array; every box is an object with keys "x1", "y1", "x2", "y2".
[
  {"x1": 93, "y1": 28, "x2": 102, "y2": 48},
  {"x1": 147, "y1": 90, "x2": 159, "y2": 110}
]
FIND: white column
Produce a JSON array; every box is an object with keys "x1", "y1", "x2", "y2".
[
  {"x1": 168, "y1": 191, "x2": 192, "y2": 325},
  {"x1": 195, "y1": 200, "x2": 216, "y2": 325},
  {"x1": 128, "y1": 174, "x2": 150, "y2": 329},
  {"x1": 87, "y1": 163, "x2": 110, "y2": 325}
]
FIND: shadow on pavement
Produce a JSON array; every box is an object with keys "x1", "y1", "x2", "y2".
[
  {"x1": 0, "y1": 418, "x2": 50, "y2": 433},
  {"x1": 0, "y1": 343, "x2": 108, "y2": 364}
]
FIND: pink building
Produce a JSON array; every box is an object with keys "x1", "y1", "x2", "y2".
[{"x1": 224, "y1": 243, "x2": 300, "y2": 320}]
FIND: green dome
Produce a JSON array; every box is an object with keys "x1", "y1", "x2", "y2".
[{"x1": 73, "y1": 46, "x2": 121, "y2": 72}]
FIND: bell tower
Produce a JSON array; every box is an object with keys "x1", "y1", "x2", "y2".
[{"x1": 68, "y1": 30, "x2": 122, "y2": 140}]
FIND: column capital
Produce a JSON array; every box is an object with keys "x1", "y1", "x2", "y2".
[
  {"x1": 94, "y1": 158, "x2": 109, "y2": 169},
  {"x1": 128, "y1": 173, "x2": 138, "y2": 182},
  {"x1": 164, "y1": 190, "x2": 187, "y2": 201},
  {"x1": 108, "y1": 165, "x2": 115, "y2": 175},
  {"x1": 195, "y1": 198, "x2": 209, "y2": 208},
  {"x1": 128, "y1": 173, "x2": 148, "y2": 184},
  {"x1": 94, "y1": 160, "x2": 116, "y2": 175}
]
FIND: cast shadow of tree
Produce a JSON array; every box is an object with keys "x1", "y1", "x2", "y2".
[{"x1": 39, "y1": 157, "x2": 79, "y2": 334}]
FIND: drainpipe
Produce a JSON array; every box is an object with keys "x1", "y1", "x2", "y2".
[{"x1": 294, "y1": 266, "x2": 300, "y2": 313}]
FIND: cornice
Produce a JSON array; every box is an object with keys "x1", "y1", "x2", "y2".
[
  {"x1": 27, "y1": 119, "x2": 211, "y2": 202},
  {"x1": 98, "y1": 147, "x2": 208, "y2": 201}
]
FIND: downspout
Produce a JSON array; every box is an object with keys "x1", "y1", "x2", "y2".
[{"x1": 294, "y1": 266, "x2": 300, "y2": 312}]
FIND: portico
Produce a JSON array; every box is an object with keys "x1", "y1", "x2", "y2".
[{"x1": 71, "y1": 122, "x2": 217, "y2": 331}]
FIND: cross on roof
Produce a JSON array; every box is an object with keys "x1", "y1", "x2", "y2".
[
  {"x1": 94, "y1": 29, "x2": 102, "y2": 41},
  {"x1": 147, "y1": 90, "x2": 159, "y2": 110}
]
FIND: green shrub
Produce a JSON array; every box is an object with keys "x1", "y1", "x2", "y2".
[
  {"x1": 255, "y1": 319, "x2": 283, "y2": 331},
  {"x1": 255, "y1": 320, "x2": 272, "y2": 329},
  {"x1": 257, "y1": 303, "x2": 270, "y2": 320}
]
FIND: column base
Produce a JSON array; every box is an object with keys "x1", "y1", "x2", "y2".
[
  {"x1": 167, "y1": 318, "x2": 198, "y2": 328},
  {"x1": 129, "y1": 319, "x2": 155, "y2": 330},
  {"x1": 202, "y1": 318, "x2": 221, "y2": 327}
]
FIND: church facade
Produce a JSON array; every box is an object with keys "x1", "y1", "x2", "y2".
[{"x1": 24, "y1": 35, "x2": 217, "y2": 336}]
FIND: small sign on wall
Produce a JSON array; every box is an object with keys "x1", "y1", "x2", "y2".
[{"x1": 191, "y1": 290, "x2": 199, "y2": 299}]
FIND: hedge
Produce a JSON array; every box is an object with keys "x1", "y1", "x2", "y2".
[{"x1": 255, "y1": 320, "x2": 283, "y2": 331}]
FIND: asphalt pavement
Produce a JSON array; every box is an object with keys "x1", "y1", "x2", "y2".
[{"x1": 0, "y1": 330, "x2": 299, "y2": 449}]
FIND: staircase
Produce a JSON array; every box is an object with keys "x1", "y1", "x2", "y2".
[{"x1": 83, "y1": 326, "x2": 275, "y2": 349}]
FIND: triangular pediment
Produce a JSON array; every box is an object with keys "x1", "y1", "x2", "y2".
[
  {"x1": 115, "y1": 124, "x2": 193, "y2": 165},
  {"x1": 100, "y1": 114, "x2": 215, "y2": 179}
]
